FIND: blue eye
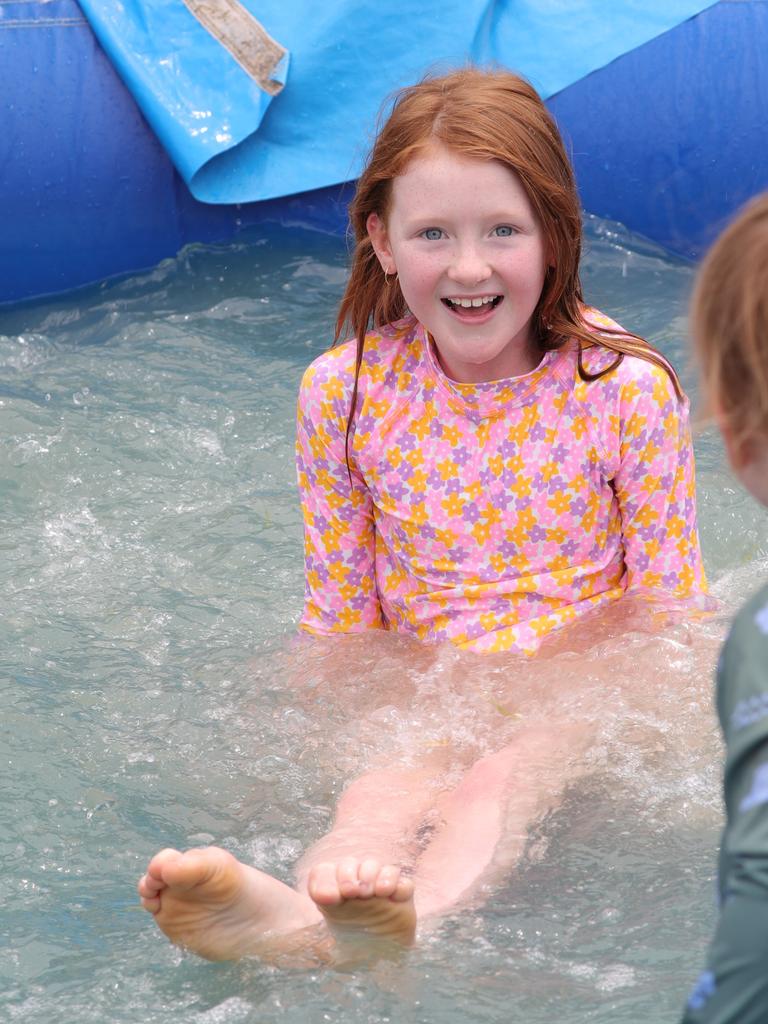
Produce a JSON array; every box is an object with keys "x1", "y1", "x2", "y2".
[
  {"x1": 422, "y1": 228, "x2": 444, "y2": 241},
  {"x1": 493, "y1": 225, "x2": 515, "y2": 237}
]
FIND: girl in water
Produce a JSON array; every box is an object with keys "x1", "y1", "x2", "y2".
[
  {"x1": 138, "y1": 68, "x2": 707, "y2": 962},
  {"x1": 681, "y1": 193, "x2": 768, "y2": 1024}
]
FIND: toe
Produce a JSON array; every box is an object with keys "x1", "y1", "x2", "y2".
[
  {"x1": 357, "y1": 858, "x2": 381, "y2": 898},
  {"x1": 307, "y1": 861, "x2": 343, "y2": 906},
  {"x1": 336, "y1": 856, "x2": 364, "y2": 898},
  {"x1": 138, "y1": 872, "x2": 161, "y2": 898},
  {"x1": 156, "y1": 848, "x2": 219, "y2": 891},
  {"x1": 371, "y1": 864, "x2": 399, "y2": 899},
  {"x1": 392, "y1": 874, "x2": 415, "y2": 903},
  {"x1": 140, "y1": 894, "x2": 161, "y2": 913},
  {"x1": 147, "y1": 847, "x2": 182, "y2": 882}
]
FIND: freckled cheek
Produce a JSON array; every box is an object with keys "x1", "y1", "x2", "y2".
[
  {"x1": 498, "y1": 250, "x2": 543, "y2": 279},
  {"x1": 396, "y1": 260, "x2": 443, "y2": 305},
  {"x1": 519, "y1": 249, "x2": 549, "y2": 287}
]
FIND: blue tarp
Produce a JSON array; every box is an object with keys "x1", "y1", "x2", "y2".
[
  {"x1": 5, "y1": 0, "x2": 766, "y2": 304},
  {"x1": 77, "y1": 0, "x2": 718, "y2": 204}
]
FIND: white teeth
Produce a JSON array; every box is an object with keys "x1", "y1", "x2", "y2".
[{"x1": 448, "y1": 295, "x2": 497, "y2": 308}]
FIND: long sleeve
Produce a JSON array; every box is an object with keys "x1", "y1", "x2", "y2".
[
  {"x1": 609, "y1": 360, "x2": 706, "y2": 598},
  {"x1": 295, "y1": 354, "x2": 383, "y2": 635},
  {"x1": 293, "y1": 317, "x2": 708, "y2": 654}
]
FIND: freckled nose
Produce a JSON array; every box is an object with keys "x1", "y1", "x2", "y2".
[{"x1": 448, "y1": 245, "x2": 491, "y2": 285}]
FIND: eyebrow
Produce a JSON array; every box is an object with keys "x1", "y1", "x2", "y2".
[{"x1": 398, "y1": 211, "x2": 534, "y2": 229}]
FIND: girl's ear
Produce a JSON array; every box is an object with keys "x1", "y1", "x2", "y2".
[
  {"x1": 366, "y1": 213, "x2": 396, "y2": 274},
  {"x1": 721, "y1": 420, "x2": 753, "y2": 472},
  {"x1": 719, "y1": 407, "x2": 761, "y2": 473},
  {"x1": 720, "y1": 420, "x2": 768, "y2": 506}
]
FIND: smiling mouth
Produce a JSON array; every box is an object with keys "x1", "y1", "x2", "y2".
[{"x1": 442, "y1": 295, "x2": 503, "y2": 312}]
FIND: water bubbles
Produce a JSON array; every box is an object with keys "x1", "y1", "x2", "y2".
[
  {"x1": 0, "y1": 218, "x2": 749, "y2": 1024},
  {"x1": 186, "y1": 427, "x2": 224, "y2": 458},
  {"x1": 187, "y1": 832, "x2": 216, "y2": 846},
  {"x1": 192, "y1": 997, "x2": 253, "y2": 1022},
  {"x1": 43, "y1": 507, "x2": 104, "y2": 554},
  {"x1": 19, "y1": 878, "x2": 35, "y2": 890},
  {"x1": 125, "y1": 752, "x2": 156, "y2": 766},
  {"x1": 596, "y1": 963, "x2": 637, "y2": 992},
  {"x1": 599, "y1": 905, "x2": 621, "y2": 921},
  {"x1": 84, "y1": 798, "x2": 117, "y2": 822},
  {"x1": 567, "y1": 959, "x2": 637, "y2": 992}
]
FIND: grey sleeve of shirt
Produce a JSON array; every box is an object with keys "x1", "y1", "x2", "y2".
[{"x1": 681, "y1": 584, "x2": 768, "y2": 1024}]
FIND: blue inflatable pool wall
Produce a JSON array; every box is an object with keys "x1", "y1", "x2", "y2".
[{"x1": 1, "y1": 1, "x2": 766, "y2": 306}]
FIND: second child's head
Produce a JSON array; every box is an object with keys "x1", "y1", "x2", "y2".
[
  {"x1": 337, "y1": 68, "x2": 584, "y2": 383},
  {"x1": 691, "y1": 192, "x2": 768, "y2": 506}
]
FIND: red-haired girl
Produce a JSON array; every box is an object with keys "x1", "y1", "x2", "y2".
[{"x1": 139, "y1": 69, "x2": 707, "y2": 963}]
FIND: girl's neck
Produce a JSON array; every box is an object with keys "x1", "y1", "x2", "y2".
[{"x1": 430, "y1": 332, "x2": 542, "y2": 384}]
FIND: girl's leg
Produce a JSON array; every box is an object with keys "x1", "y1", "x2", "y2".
[
  {"x1": 138, "y1": 754, "x2": 450, "y2": 959},
  {"x1": 296, "y1": 757, "x2": 453, "y2": 944},
  {"x1": 296, "y1": 760, "x2": 448, "y2": 885},
  {"x1": 413, "y1": 721, "x2": 594, "y2": 919}
]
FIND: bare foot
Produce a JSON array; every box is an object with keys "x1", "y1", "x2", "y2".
[
  {"x1": 307, "y1": 856, "x2": 416, "y2": 947},
  {"x1": 138, "y1": 846, "x2": 323, "y2": 960}
]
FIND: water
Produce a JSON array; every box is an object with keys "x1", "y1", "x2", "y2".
[{"x1": 2, "y1": 218, "x2": 768, "y2": 1024}]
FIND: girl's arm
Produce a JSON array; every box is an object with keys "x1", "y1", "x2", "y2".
[
  {"x1": 295, "y1": 358, "x2": 384, "y2": 635},
  {"x1": 610, "y1": 361, "x2": 708, "y2": 600}
]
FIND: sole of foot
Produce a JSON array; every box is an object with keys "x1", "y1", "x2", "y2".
[{"x1": 138, "y1": 846, "x2": 323, "y2": 961}]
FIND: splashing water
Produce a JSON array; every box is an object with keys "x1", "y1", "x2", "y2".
[{"x1": 2, "y1": 220, "x2": 767, "y2": 1024}]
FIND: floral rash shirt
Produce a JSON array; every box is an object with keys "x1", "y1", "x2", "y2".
[{"x1": 296, "y1": 311, "x2": 707, "y2": 655}]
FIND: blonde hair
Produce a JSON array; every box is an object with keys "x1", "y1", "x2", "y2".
[
  {"x1": 335, "y1": 67, "x2": 680, "y2": 449},
  {"x1": 691, "y1": 191, "x2": 768, "y2": 449}
]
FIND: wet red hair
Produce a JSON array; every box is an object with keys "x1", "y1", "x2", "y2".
[{"x1": 335, "y1": 68, "x2": 680, "y2": 450}]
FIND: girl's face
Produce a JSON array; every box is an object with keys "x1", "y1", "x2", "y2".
[{"x1": 367, "y1": 144, "x2": 550, "y2": 383}]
